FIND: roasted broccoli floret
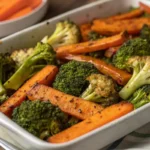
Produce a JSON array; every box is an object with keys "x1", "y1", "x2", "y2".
[
  {"x1": 4, "y1": 43, "x2": 56, "y2": 90},
  {"x1": 119, "y1": 56, "x2": 150, "y2": 100},
  {"x1": 128, "y1": 85, "x2": 150, "y2": 109},
  {"x1": 113, "y1": 38, "x2": 150, "y2": 69},
  {"x1": 41, "y1": 20, "x2": 81, "y2": 48},
  {"x1": 53, "y1": 60, "x2": 99, "y2": 96},
  {"x1": 10, "y1": 48, "x2": 34, "y2": 67},
  {"x1": 0, "y1": 53, "x2": 16, "y2": 104},
  {"x1": 81, "y1": 74, "x2": 119, "y2": 107},
  {"x1": 140, "y1": 24, "x2": 150, "y2": 42},
  {"x1": 12, "y1": 100, "x2": 79, "y2": 139}
]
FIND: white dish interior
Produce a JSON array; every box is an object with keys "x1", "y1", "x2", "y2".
[{"x1": 0, "y1": 0, "x2": 150, "y2": 150}]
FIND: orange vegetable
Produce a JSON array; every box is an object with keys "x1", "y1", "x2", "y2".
[
  {"x1": 79, "y1": 23, "x2": 92, "y2": 41},
  {"x1": 0, "y1": 1, "x2": 9, "y2": 9},
  {"x1": 0, "y1": 65, "x2": 58, "y2": 117},
  {"x1": 92, "y1": 18, "x2": 150, "y2": 35},
  {"x1": 29, "y1": 0, "x2": 42, "y2": 9},
  {"x1": 59, "y1": 54, "x2": 131, "y2": 85},
  {"x1": 27, "y1": 84, "x2": 104, "y2": 120},
  {"x1": 48, "y1": 101, "x2": 134, "y2": 143},
  {"x1": 0, "y1": 0, "x2": 28, "y2": 21},
  {"x1": 7, "y1": 7, "x2": 32, "y2": 20},
  {"x1": 57, "y1": 32, "x2": 128, "y2": 57},
  {"x1": 95, "y1": 8, "x2": 144, "y2": 22},
  {"x1": 139, "y1": 2, "x2": 150, "y2": 14},
  {"x1": 104, "y1": 46, "x2": 120, "y2": 58}
]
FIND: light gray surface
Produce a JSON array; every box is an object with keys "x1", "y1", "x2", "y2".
[{"x1": 0, "y1": 0, "x2": 150, "y2": 150}]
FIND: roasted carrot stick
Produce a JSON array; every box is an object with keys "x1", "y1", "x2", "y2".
[
  {"x1": 92, "y1": 18, "x2": 150, "y2": 35},
  {"x1": 7, "y1": 7, "x2": 32, "y2": 20},
  {"x1": 27, "y1": 84, "x2": 104, "y2": 120},
  {"x1": 59, "y1": 54, "x2": 131, "y2": 85},
  {"x1": 139, "y1": 2, "x2": 150, "y2": 14},
  {"x1": 0, "y1": 0, "x2": 28, "y2": 21},
  {"x1": 0, "y1": 1, "x2": 9, "y2": 9},
  {"x1": 48, "y1": 101, "x2": 134, "y2": 143},
  {"x1": 0, "y1": 65, "x2": 58, "y2": 117},
  {"x1": 104, "y1": 46, "x2": 120, "y2": 58},
  {"x1": 94, "y1": 8, "x2": 144, "y2": 22},
  {"x1": 79, "y1": 23, "x2": 92, "y2": 41},
  {"x1": 56, "y1": 32, "x2": 128, "y2": 56},
  {"x1": 107, "y1": 8, "x2": 144, "y2": 20}
]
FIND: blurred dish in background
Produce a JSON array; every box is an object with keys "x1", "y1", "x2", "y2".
[
  {"x1": 0, "y1": 0, "x2": 48, "y2": 37},
  {"x1": 0, "y1": 0, "x2": 42, "y2": 21}
]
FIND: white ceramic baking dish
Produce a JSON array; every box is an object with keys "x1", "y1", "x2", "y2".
[{"x1": 0, "y1": 0, "x2": 150, "y2": 149}]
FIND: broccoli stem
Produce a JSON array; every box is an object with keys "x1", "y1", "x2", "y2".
[
  {"x1": 27, "y1": 65, "x2": 46, "y2": 79},
  {"x1": 81, "y1": 84, "x2": 94, "y2": 98},
  {"x1": 4, "y1": 63, "x2": 31, "y2": 90},
  {"x1": 82, "y1": 92, "x2": 101, "y2": 102},
  {"x1": 119, "y1": 63, "x2": 150, "y2": 100},
  {"x1": 4, "y1": 56, "x2": 44, "y2": 90}
]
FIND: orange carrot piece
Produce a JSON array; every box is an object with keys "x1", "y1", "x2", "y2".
[
  {"x1": 0, "y1": 1, "x2": 9, "y2": 9},
  {"x1": 96, "y1": 8, "x2": 144, "y2": 22},
  {"x1": 29, "y1": 0, "x2": 42, "y2": 9},
  {"x1": 59, "y1": 54, "x2": 131, "y2": 85},
  {"x1": 48, "y1": 101, "x2": 134, "y2": 143},
  {"x1": 56, "y1": 32, "x2": 128, "y2": 56},
  {"x1": 27, "y1": 84, "x2": 104, "y2": 120},
  {"x1": 92, "y1": 18, "x2": 150, "y2": 35},
  {"x1": 79, "y1": 23, "x2": 92, "y2": 41},
  {"x1": 139, "y1": 2, "x2": 150, "y2": 14},
  {"x1": 104, "y1": 46, "x2": 120, "y2": 58},
  {"x1": 0, "y1": 65, "x2": 58, "y2": 117},
  {"x1": 7, "y1": 7, "x2": 32, "y2": 20},
  {"x1": 0, "y1": 0, "x2": 28, "y2": 21}
]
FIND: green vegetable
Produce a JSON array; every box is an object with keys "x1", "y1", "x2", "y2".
[
  {"x1": 53, "y1": 60, "x2": 99, "y2": 96},
  {"x1": 140, "y1": 24, "x2": 150, "y2": 42},
  {"x1": 0, "y1": 94, "x2": 8, "y2": 105},
  {"x1": 129, "y1": 85, "x2": 150, "y2": 109},
  {"x1": 113, "y1": 38, "x2": 150, "y2": 70},
  {"x1": 87, "y1": 51, "x2": 105, "y2": 58},
  {"x1": 119, "y1": 56, "x2": 150, "y2": 100},
  {"x1": 41, "y1": 20, "x2": 81, "y2": 48},
  {"x1": 81, "y1": 74, "x2": 119, "y2": 107},
  {"x1": 10, "y1": 48, "x2": 34, "y2": 67},
  {"x1": 4, "y1": 43, "x2": 56, "y2": 90},
  {"x1": 0, "y1": 53, "x2": 16, "y2": 104},
  {"x1": 12, "y1": 100, "x2": 79, "y2": 139},
  {"x1": 88, "y1": 31, "x2": 105, "y2": 41},
  {"x1": 102, "y1": 57, "x2": 113, "y2": 64},
  {"x1": 142, "y1": 12, "x2": 150, "y2": 18}
]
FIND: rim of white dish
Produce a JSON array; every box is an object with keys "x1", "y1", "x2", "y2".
[{"x1": 0, "y1": 0, "x2": 48, "y2": 25}]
